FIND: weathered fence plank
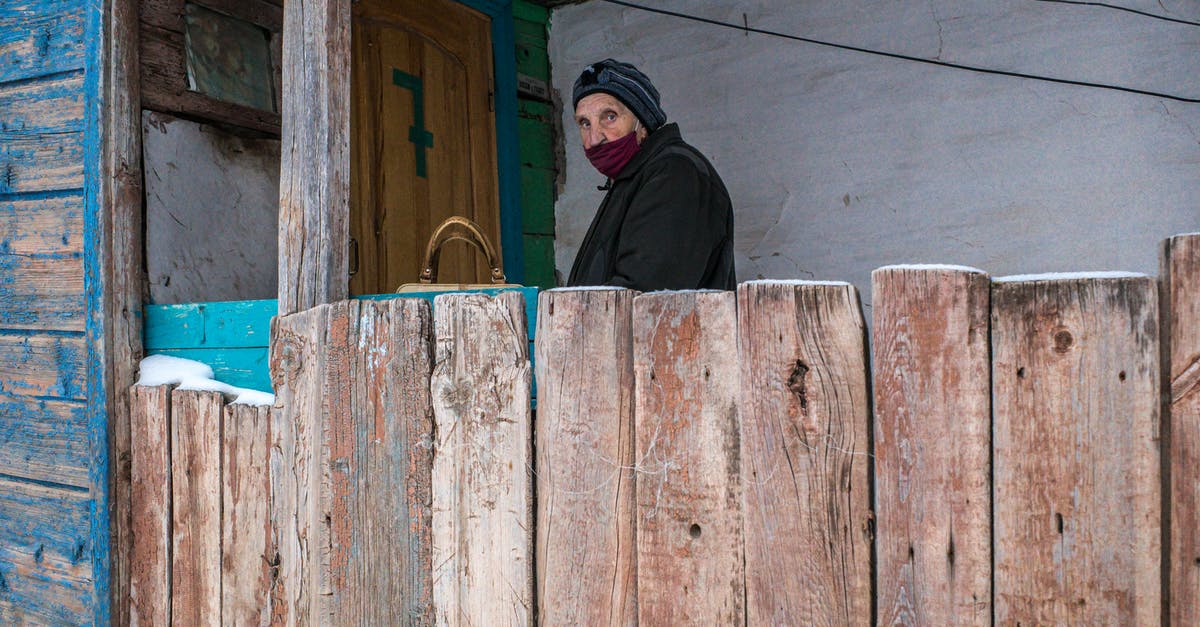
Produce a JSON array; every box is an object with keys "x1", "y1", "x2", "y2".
[
  {"x1": 170, "y1": 389, "x2": 224, "y2": 627},
  {"x1": 992, "y1": 274, "x2": 1160, "y2": 625},
  {"x1": 872, "y1": 267, "x2": 991, "y2": 625},
  {"x1": 222, "y1": 403, "x2": 273, "y2": 626},
  {"x1": 737, "y1": 281, "x2": 872, "y2": 625},
  {"x1": 431, "y1": 292, "x2": 533, "y2": 625},
  {"x1": 129, "y1": 385, "x2": 171, "y2": 627},
  {"x1": 1163, "y1": 233, "x2": 1200, "y2": 626},
  {"x1": 269, "y1": 305, "x2": 329, "y2": 626},
  {"x1": 633, "y1": 290, "x2": 742, "y2": 624},
  {"x1": 535, "y1": 288, "x2": 637, "y2": 626},
  {"x1": 326, "y1": 299, "x2": 435, "y2": 625}
]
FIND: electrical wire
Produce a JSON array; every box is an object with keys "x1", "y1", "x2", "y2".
[
  {"x1": 596, "y1": 0, "x2": 1200, "y2": 104},
  {"x1": 1032, "y1": 0, "x2": 1200, "y2": 28}
]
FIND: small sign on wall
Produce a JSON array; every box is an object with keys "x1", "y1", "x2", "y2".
[{"x1": 183, "y1": 2, "x2": 276, "y2": 113}]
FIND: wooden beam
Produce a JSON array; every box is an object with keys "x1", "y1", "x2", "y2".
[
  {"x1": 170, "y1": 389, "x2": 223, "y2": 627},
  {"x1": 634, "y1": 290, "x2": 743, "y2": 625},
  {"x1": 737, "y1": 281, "x2": 873, "y2": 625},
  {"x1": 534, "y1": 288, "x2": 637, "y2": 625},
  {"x1": 872, "y1": 267, "x2": 991, "y2": 625},
  {"x1": 1163, "y1": 234, "x2": 1200, "y2": 626},
  {"x1": 129, "y1": 385, "x2": 172, "y2": 627},
  {"x1": 277, "y1": 0, "x2": 351, "y2": 314},
  {"x1": 430, "y1": 292, "x2": 533, "y2": 625},
  {"x1": 221, "y1": 403, "x2": 273, "y2": 626},
  {"x1": 992, "y1": 275, "x2": 1160, "y2": 624}
]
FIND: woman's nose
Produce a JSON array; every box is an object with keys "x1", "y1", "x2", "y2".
[{"x1": 584, "y1": 126, "x2": 606, "y2": 150}]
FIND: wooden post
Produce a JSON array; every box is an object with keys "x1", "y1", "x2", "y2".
[
  {"x1": 170, "y1": 389, "x2": 224, "y2": 627},
  {"x1": 633, "y1": 291, "x2": 742, "y2": 624},
  {"x1": 269, "y1": 305, "x2": 330, "y2": 626},
  {"x1": 737, "y1": 281, "x2": 872, "y2": 625},
  {"x1": 221, "y1": 403, "x2": 274, "y2": 626},
  {"x1": 326, "y1": 299, "x2": 435, "y2": 624},
  {"x1": 277, "y1": 0, "x2": 351, "y2": 314},
  {"x1": 992, "y1": 274, "x2": 1160, "y2": 624},
  {"x1": 1163, "y1": 234, "x2": 1200, "y2": 626},
  {"x1": 430, "y1": 292, "x2": 533, "y2": 625},
  {"x1": 534, "y1": 288, "x2": 637, "y2": 626},
  {"x1": 872, "y1": 267, "x2": 991, "y2": 625},
  {"x1": 129, "y1": 385, "x2": 171, "y2": 627}
]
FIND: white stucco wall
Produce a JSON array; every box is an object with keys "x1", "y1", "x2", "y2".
[{"x1": 548, "y1": 0, "x2": 1199, "y2": 307}]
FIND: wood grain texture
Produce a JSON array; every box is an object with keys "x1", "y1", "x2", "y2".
[
  {"x1": 0, "y1": 254, "x2": 84, "y2": 331},
  {"x1": 431, "y1": 292, "x2": 533, "y2": 626},
  {"x1": 0, "y1": 74, "x2": 84, "y2": 194},
  {"x1": 737, "y1": 281, "x2": 872, "y2": 625},
  {"x1": 992, "y1": 276, "x2": 1160, "y2": 625},
  {"x1": 1163, "y1": 233, "x2": 1200, "y2": 626},
  {"x1": 171, "y1": 389, "x2": 224, "y2": 627},
  {"x1": 0, "y1": 0, "x2": 85, "y2": 83},
  {"x1": 534, "y1": 288, "x2": 637, "y2": 626},
  {"x1": 0, "y1": 194, "x2": 83, "y2": 256},
  {"x1": 277, "y1": 0, "x2": 350, "y2": 314},
  {"x1": 129, "y1": 385, "x2": 171, "y2": 627},
  {"x1": 633, "y1": 291, "x2": 743, "y2": 625},
  {"x1": 0, "y1": 333, "x2": 86, "y2": 399},
  {"x1": 871, "y1": 268, "x2": 991, "y2": 626},
  {"x1": 268, "y1": 305, "x2": 329, "y2": 626},
  {"x1": 0, "y1": 478, "x2": 93, "y2": 625},
  {"x1": 222, "y1": 402, "x2": 273, "y2": 626},
  {"x1": 0, "y1": 396, "x2": 89, "y2": 487},
  {"x1": 325, "y1": 298, "x2": 435, "y2": 625}
]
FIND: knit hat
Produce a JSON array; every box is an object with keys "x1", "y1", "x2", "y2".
[{"x1": 572, "y1": 59, "x2": 667, "y2": 132}]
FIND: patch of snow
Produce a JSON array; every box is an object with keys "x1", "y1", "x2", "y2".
[
  {"x1": 873, "y1": 264, "x2": 986, "y2": 274},
  {"x1": 741, "y1": 279, "x2": 854, "y2": 287},
  {"x1": 993, "y1": 271, "x2": 1148, "y2": 283},
  {"x1": 136, "y1": 354, "x2": 275, "y2": 406}
]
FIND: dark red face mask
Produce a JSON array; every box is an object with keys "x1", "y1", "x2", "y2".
[{"x1": 585, "y1": 129, "x2": 641, "y2": 179}]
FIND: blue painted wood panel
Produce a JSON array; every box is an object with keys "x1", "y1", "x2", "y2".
[
  {"x1": 144, "y1": 299, "x2": 277, "y2": 350},
  {"x1": 0, "y1": 397, "x2": 88, "y2": 488},
  {"x1": 0, "y1": 193, "x2": 83, "y2": 256},
  {"x1": 0, "y1": 334, "x2": 86, "y2": 400},
  {"x1": 0, "y1": 74, "x2": 85, "y2": 194},
  {"x1": 0, "y1": 0, "x2": 85, "y2": 84},
  {"x1": 0, "y1": 254, "x2": 84, "y2": 332},
  {"x1": 0, "y1": 478, "x2": 92, "y2": 625},
  {"x1": 149, "y1": 347, "x2": 272, "y2": 393}
]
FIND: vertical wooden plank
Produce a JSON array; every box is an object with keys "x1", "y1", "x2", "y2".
[
  {"x1": 1163, "y1": 234, "x2": 1200, "y2": 626},
  {"x1": 871, "y1": 267, "x2": 991, "y2": 625},
  {"x1": 129, "y1": 385, "x2": 171, "y2": 627},
  {"x1": 326, "y1": 299, "x2": 435, "y2": 624},
  {"x1": 430, "y1": 292, "x2": 533, "y2": 625},
  {"x1": 277, "y1": 0, "x2": 350, "y2": 314},
  {"x1": 633, "y1": 290, "x2": 742, "y2": 624},
  {"x1": 171, "y1": 389, "x2": 224, "y2": 626},
  {"x1": 269, "y1": 305, "x2": 330, "y2": 626},
  {"x1": 992, "y1": 274, "x2": 1160, "y2": 625},
  {"x1": 535, "y1": 288, "x2": 637, "y2": 626},
  {"x1": 222, "y1": 403, "x2": 274, "y2": 626},
  {"x1": 736, "y1": 281, "x2": 872, "y2": 625},
  {"x1": 104, "y1": 0, "x2": 147, "y2": 619}
]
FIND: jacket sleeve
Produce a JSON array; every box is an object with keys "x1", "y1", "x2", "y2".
[{"x1": 607, "y1": 155, "x2": 723, "y2": 291}]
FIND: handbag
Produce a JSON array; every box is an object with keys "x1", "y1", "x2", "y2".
[{"x1": 395, "y1": 216, "x2": 520, "y2": 293}]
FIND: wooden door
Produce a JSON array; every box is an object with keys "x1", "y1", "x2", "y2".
[{"x1": 351, "y1": 0, "x2": 499, "y2": 294}]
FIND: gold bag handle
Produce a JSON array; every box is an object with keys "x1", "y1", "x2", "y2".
[{"x1": 418, "y1": 216, "x2": 507, "y2": 285}]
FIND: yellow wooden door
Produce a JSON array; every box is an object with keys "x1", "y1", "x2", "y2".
[{"x1": 350, "y1": 0, "x2": 499, "y2": 294}]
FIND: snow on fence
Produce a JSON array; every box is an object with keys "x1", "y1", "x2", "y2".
[{"x1": 127, "y1": 233, "x2": 1200, "y2": 625}]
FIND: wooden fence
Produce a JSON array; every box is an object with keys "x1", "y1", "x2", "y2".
[{"x1": 128, "y1": 233, "x2": 1200, "y2": 625}]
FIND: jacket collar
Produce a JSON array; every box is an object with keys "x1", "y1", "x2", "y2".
[{"x1": 609, "y1": 122, "x2": 681, "y2": 183}]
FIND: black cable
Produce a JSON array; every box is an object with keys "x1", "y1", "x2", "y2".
[
  {"x1": 597, "y1": 0, "x2": 1200, "y2": 104},
  {"x1": 1032, "y1": 0, "x2": 1200, "y2": 28}
]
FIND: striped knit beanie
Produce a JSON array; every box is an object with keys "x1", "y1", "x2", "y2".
[{"x1": 572, "y1": 59, "x2": 667, "y2": 132}]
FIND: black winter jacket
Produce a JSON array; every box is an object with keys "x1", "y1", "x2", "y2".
[{"x1": 566, "y1": 124, "x2": 736, "y2": 291}]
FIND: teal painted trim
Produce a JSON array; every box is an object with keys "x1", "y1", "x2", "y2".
[
  {"x1": 150, "y1": 347, "x2": 272, "y2": 393},
  {"x1": 144, "y1": 299, "x2": 277, "y2": 350},
  {"x1": 456, "y1": 0, "x2": 525, "y2": 284},
  {"x1": 81, "y1": 0, "x2": 109, "y2": 621}
]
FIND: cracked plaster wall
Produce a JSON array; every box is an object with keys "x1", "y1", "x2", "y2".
[{"x1": 548, "y1": 0, "x2": 1200, "y2": 308}]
